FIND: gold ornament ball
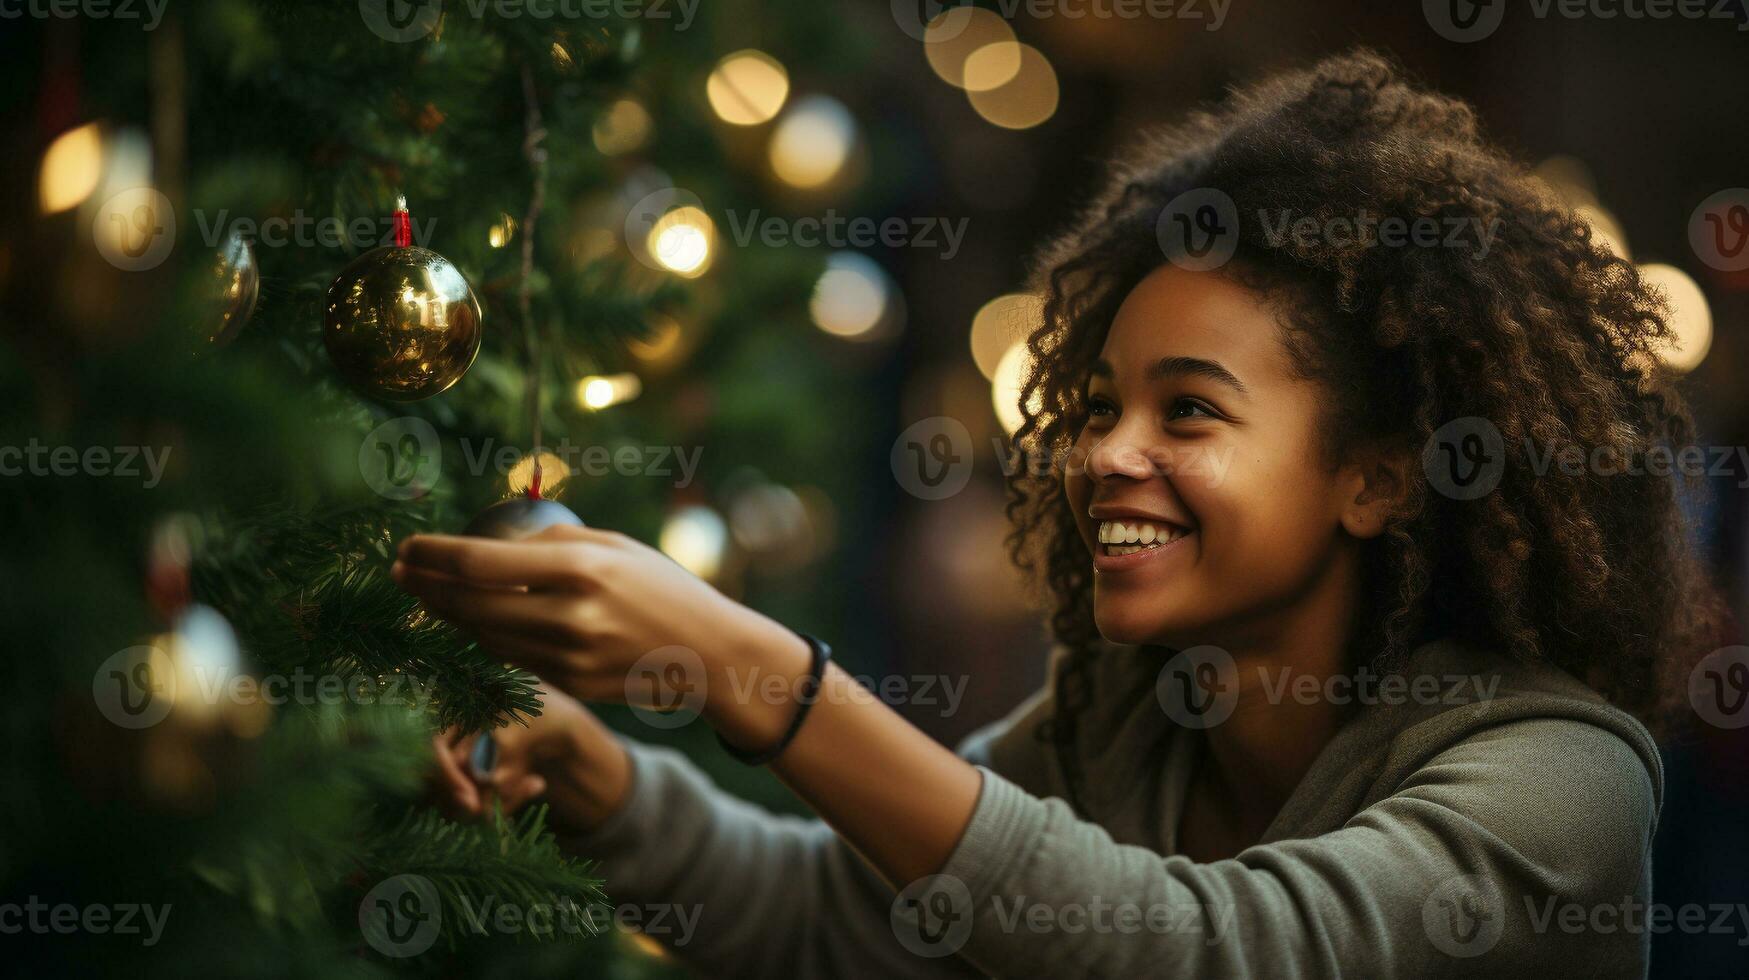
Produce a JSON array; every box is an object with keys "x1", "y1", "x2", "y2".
[
  {"x1": 323, "y1": 245, "x2": 482, "y2": 401},
  {"x1": 208, "y1": 230, "x2": 259, "y2": 347}
]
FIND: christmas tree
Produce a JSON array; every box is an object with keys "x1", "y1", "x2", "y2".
[{"x1": 3, "y1": 1, "x2": 889, "y2": 974}]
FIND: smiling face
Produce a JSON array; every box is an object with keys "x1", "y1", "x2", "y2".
[{"x1": 1063, "y1": 263, "x2": 1380, "y2": 651}]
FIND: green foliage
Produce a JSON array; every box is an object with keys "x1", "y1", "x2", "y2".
[{"x1": 2, "y1": 0, "x2": 884, "y2": 974}]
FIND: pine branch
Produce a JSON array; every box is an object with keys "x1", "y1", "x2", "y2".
[{"x1": 358, "y1": 804, "x2": 609, "y2": 951}]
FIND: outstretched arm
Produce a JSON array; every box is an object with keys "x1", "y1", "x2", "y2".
[{"x1": 395, "y1": 524, "x2": 982, "y2": 890}]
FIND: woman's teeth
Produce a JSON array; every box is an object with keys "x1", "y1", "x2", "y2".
[{"x1": 1097, "y1": 520, "x2": 1188, "y2": 556}]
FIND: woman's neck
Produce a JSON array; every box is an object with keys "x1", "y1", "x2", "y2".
[{"x1": 1196, "y1": 547, "x2": 1364, "y2": 827}]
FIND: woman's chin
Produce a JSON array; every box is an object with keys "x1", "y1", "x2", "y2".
[{"x1": 1093, "y1": 604, "x2": 1180, "y2": 647}]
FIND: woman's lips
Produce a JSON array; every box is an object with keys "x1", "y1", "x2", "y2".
[{"x1": 1091, "y1": 526, "x2": 1194, "y2": 572}]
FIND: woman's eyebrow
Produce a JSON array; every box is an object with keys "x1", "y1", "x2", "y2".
[
  {"x1": 1151, "y1": 355, "x2": 1248, "y2": 393},
  {"x1": 1088, "y1": 356, "x2": 1248, "y2": 393}
]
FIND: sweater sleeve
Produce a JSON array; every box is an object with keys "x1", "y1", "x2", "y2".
[
  {"x1": 935, "y1": 716, "x2": 1658, "y2": 979},
  {"x1": 556, "y1": 692, "x2": 1046, "y2": 979}
]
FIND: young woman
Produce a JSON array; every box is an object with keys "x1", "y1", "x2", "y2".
[{"x1": 397, "y1": 50, "x2": 1724, "y2": 977}]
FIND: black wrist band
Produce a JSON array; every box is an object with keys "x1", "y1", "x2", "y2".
[{"x1": 716, "y1": 631, "x2": 831, "y2": 766}]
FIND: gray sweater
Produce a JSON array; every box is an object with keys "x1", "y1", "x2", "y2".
[{"x1": 563, "y1": 638, "x2": 1661, "y2": 978}]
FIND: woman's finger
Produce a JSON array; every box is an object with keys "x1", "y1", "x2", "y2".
[
  {"x1": 430, "y1": 731, "x2": 482, "y2": 814},
  {"x1": 396, "y1": 534, "x2": 614, "y2": 590},
  {"x1": 494, "y1": 772, "x2": 548, "y2": 814},
  {"x1": 399, "y1": 568, "x2": 588, "y2": 646}
]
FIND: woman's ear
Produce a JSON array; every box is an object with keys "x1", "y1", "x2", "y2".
[{"x1": 1338, "y1": 443, "x2": 1414, "y2": 540}]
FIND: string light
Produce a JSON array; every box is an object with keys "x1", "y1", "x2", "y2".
[
  {"x1": 593, "y1": 98, "x2": 652, "y2": 156},
  {"x1": 577, "y1": 372, "x2": 643, "y2": 410},
  {"x1": 488, "y1": 212, "x2": 517, "y2": 248},
  {"x1": 646, "y1": 205, "x2": 715, "y2": 277},
  {"x1": 706, "y1": 50, "x2": 790, "y2": 126},
  {"x1": 970, "y1": 293, "x2": 1042, "y2": 380},
  {"x1": 39, "y1": 123, "x2": 104, "y2": 214},
  {"x1": 1639, "y1": 263, "x2": 1712, "y2": 373},
  {"x1": 961, "y1": 41, "x2": 1023, "y2": 92},
  {"x1": 769, "y1": 95, "x2": 857, "y2": 190},
  {"x1": 923, "y1": 8, "x2": 1017, "y2": 90},
  {"x1": 810, "y1": 252, "x2": 895, "y2": 340},
  {"x1": 991, "y1": 341, "x2": 1042, "y2": 435},
  {"x1": 660, "y1": 506, "x2": 729, "y2": 580},
  {"x1": 967, "y1": 44, "x2": 1058, "y2": 130}
]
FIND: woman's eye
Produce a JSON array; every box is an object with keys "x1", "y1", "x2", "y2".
[
  {"x1": 1167, "y1": 398, "x2": 1216, "y2": 421},
  {"x1": 1086, "y1": 396, "x2": 1117, "y2": 419}
]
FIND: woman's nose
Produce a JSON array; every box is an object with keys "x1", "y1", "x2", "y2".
[{"x1": 1085, "y1": 433, "x2": 1156, "y2": 483}]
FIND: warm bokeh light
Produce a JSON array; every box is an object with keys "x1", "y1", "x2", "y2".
[
  {"x1": 970, "y1": 293, "x2": 1043, "y2": 380},
  {"x1": 967, "y1": 44, "x2": 1058, "y2": 130},
  {"x1": 769, "y1": 95, "x2": 856, "y2": 189},
  {"x1": 961, "y1": 41, "x2": 1023, "y2": 92},
  {"x1": 507, "y1": 451, "x2": 571, "y2": 496},
  {"x1": 1576, "y1": 203, "x2": 1630, "y2": 260},
  {"x1": 576, "y1": 372, "x2": 644, "y2": 410},
  {"x1": 627, "y1": 313, "x2": 688, "y2": 368},
  {"x1": 706, "y1": 50, "x2": 790, "y2": 126},
  {"x1": 810, "y1": 252, "x2": 893, "y2": 339},
  {"x1": 487, "y1": 212, "x2": 516, "y2": 248},
  {"x1": 1639, "y1": 263, "x2": 1713, "y2": 373},
  {"x1": 39, "y1": 122, "x2": 103, "y2": 214},
  {"x1": 659, "y1": 505, "x2": 728, "y2": 580},
  {"x1": 646, "y1": 205, "x2": 715, "y2": 277},
  {"x1": 923, "y1": 7, "x2": 1017, "y2": 90},
  {"x1": 593, "y1": 98, "x2": 652, "y2": 156},
  {"x1": 991, "y1": 341, "x2": 1041, "y2": 434},
  {"x1": 1533, "y1": 154, "x2": 1599, "y2": 205}
]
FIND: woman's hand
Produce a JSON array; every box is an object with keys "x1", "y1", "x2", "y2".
[
  {"x1": 429, "y1": 679, "x2": 633, "y2": 835},
  {"x1": 393, "y1": 524, "x2": 812, "y2": 754}
]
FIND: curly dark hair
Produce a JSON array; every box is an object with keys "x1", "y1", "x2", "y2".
[{"x1": 1005, "y1": 49, "x2": 1728, "y2": 817}]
